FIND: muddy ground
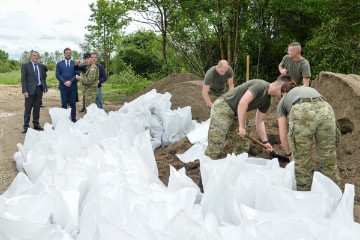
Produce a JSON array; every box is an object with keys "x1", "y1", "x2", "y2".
[{"x1": 0, "y1": 71, "x2": 359, "y2": 222}]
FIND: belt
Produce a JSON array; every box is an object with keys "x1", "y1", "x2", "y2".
[
  {"x1": 293, "y1": 97, "x2": 324, "y2": 105},
  {"x1": 210, "y1": 88, "x2": 225, "y2": 93}
]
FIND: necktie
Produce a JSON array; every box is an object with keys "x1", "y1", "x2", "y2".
[
  {"x1": 34, "y1": 64, "x2": 40, "y2": 85},
  {"x1": 67, "y1": 60, "x2": 69, "y2": 68}
]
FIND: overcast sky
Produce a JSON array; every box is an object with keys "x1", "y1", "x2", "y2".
[{"x1": 0, "y1": 0, "x2": 147, "y2": 60}]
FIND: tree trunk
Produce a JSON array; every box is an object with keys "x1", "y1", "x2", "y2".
[{"x1": 215, "y1": 0, "x2": 225, "y2": 60}]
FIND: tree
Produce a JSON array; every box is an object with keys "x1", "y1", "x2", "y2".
[
  {"x1": 0, "y1": 49, "x2": 9, "y2": 61},
  {"x1": 83, "y1": 0, "x2": 129, "y2": 75},
  {"x1": 125, "y1": 0, "x2": 179, "y2": 74},
  {"x1": 114, "y1": 31, "x2": 163, "y2": 78}
]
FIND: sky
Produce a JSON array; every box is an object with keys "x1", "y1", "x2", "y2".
[{"x1": 0, "y1": 0, "x2": 147, "y2": 60}]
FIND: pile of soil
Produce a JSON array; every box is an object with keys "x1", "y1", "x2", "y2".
[{"x1": 128, "y1": 72, "x2": 360, "y2": 208}]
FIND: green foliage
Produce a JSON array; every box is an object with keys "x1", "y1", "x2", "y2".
[
  {"x1": 0, "y1": 49, "x2": 9, "y2": 61},
  {"x1": 83, "y1": 0, "x2": 130, "y2": 75},
  {"x1": 114, "y1": 31, "x2": 163, "y2": 78},
  {"x1": 0, "y1": 60, "x2": 12, "y2": 73},
  {"x1": 103, "y1": 65, "x2": 154, "y2": 102}
]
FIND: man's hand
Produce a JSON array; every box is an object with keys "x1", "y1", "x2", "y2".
[
  {"x1": 64, "y1": 80, "x2": 72, "y2": 87},
  {"x1": 280, "y1": 68, "x2": 288, "y2": 75},
  {"x1": 76, "y1": 75, "x2": 81, "y2": 82},
  {"x1": 263, "y1": 143, "x2": 273, "y2": 153},
  {"x1": 236, "y1": 127, "x2": 246, "y2": 138},
  {"x1": 23, "y1": 92, "x2": 29, "y2": 98}
]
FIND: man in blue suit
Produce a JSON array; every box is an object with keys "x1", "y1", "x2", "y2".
[
  {"x1": 21, "y1": 50, "x2": 48, "y2": 133},
  {"x1": 56, "y1": 47, "x2": 79, "y2": 122}
]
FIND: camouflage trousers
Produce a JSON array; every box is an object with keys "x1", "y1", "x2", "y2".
[
  {"x1": 289, "y1": 101, "x2": 340, "y2": 190},
  {"x1": 205, "y1": 98, "x2": 250, "y2": 159},
  {"x1": 82, "y1": 87, "x2": 97, "y2": 112}
]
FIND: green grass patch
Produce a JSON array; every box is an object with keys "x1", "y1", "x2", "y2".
[
  {"x1": 0, "y1": 69, "x2": 58, "y2": 85},
  {"x1": 0, "y1": 69, "x2": 155, "y2": 103}
]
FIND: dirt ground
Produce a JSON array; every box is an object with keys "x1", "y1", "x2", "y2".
[{"x1": 0, "y1": 71, "x2": 359, "y2": 222}]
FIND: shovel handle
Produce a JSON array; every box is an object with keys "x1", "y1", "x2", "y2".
[{"x1": 244, "y1": 134, "x2": 268, "y2": 148}]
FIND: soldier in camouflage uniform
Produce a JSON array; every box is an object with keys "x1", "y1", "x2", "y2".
[
  {"x1": 205, "y1": 75, "x2": 293, "y2": 160},
  {"x1": 202, "y1": 60, "x2": 235, "y2": 109},
  {"x1": 277, "y1": 85, "x2": 341, "y2": 190},
  {"x1": 75, "y1": 52, "x2": 99, "y2": 113}
]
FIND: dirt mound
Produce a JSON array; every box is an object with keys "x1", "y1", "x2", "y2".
[
  {"x1": 313, "y1": 72, "x2": 360, "y2": 203},
  {"x1": 131, "y1": 72, "x2": 360, "y2": 207}
]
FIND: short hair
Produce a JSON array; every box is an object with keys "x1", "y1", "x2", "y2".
[
  {"x1": 91, "y1": 52, "x2": 98, "y2": 56},
  {"x1": 288, "y1": 42, "x2": 301, "y2": 52},
  {"x1": 63, "y1": 47, "x2": 71, "y2": 54},
  {"x1": 281, "y1": 81, "x2": 297, "y2": 94},
  {"x1": 30, "y1": 50, "x2": 39, "y2": 56},
  {"x1": 83, "y1": 52, "x2": 91, "y2": 59},
  {"x1": 276, "y1": 75, "x2": 292, "y2": 83}
]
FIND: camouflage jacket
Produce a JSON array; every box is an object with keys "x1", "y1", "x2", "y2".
[{"x1": 81, "y1": 64, "x2": 99, "y2": 88}]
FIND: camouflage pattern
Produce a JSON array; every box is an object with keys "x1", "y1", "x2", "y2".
[
  {"x1": 80, "y1": 64, "x2": 99, "y2": 111},
  {"x1": 288, "y1": 101, "x2": 340, "y2": 190},
  {"x1": 205, "y1": 98, "x2": 250, "y2": 159},
  {"x1": 209, "y1": 89, "x2": 225, "y2": 101}
]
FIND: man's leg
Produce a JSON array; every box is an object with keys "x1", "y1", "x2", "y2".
[
  {"x1": 32, "y1": 86, "x2": 43, "y2": 127},
  {"x1": 23, "y1": 95, "x2": 34, "y2": 130},
  {"x1": 228, "y1": 116, "x2": 251, "y2": 155},
  {"x1": 60, "y1": 89, "x2": 69, "y2": 109},
  {"x1": 96, "y1": 87, "x2": 103, "y2": 109},
  {"x1": 205, "y1": 99, "x2": 234, "y2": 159},
  {"x1": 315, "y1": 102, "x2": 341, "y2": 186},
  {"x1": 289, "y1": 103, "x2": 317, "y2": 191},
  {"x1": 69, "y1": 89, "x2": 77, "y2": 122}
]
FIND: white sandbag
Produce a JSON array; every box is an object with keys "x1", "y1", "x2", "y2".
[
  {"x1": 168, "y1": 166, "x2": 202, "y2": 203},
  {"x1": 186, "y1": 118, "x2": 210, "y2": 144},
  {"x1": 176, "y1": 142, "x2": 206, "y2": 163},
  {"x1": 254, "y1": 172, "x2": 342, "y2": 218},
  {"x1": 149, "y1": 114, "x2": 164, "y2": 150},
  {"x1": 49, "y1": 107, "x2": 71, "y2": 129},
  {"x1": 51, "y1": 190, "x2": 80, "y2": 236},
  {"x1": 161, "y1": 106, "x2": 192, "y2": 146},
  {"x1": 2, "y1": 172, "x2": 32, "y2": 198},
  {"x1": 0, "y1": 213, "x2": 73, "y2": 240},
  {"x1": 13, "y1": 149, "x2": 25, "y2": 173}
]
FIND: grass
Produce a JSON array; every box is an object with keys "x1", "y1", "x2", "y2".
[{"x1": 0, "y1": 69, "x2": 155, "y2": 103}]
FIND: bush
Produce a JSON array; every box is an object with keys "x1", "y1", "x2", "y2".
[{"x1": 0, "y1": 60, "x2": 11, "y2": 73}]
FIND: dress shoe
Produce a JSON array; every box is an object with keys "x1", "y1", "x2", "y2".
[
  {"x1": 33, "y1": 125, "x2": 44, "y2": 131},
  {"x1": 79, "y1": 108, "x2": 85, "y2": 113},
  {"x1": 21, "y1": 128, "x2": 28, "y2": 133},
  {"x1": 41, "y1": 105, "x2": 45, "y2": 108}
]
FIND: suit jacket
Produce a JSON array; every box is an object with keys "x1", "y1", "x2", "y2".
[
  {"x1": 55, "y1": 59, "x2": 79, "y2": 90},
  {"x1": 21, "y1": 61, "x2": 47, "y2": 95}
]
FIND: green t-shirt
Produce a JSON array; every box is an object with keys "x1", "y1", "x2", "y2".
[
  {"x1": 204, "y1": 66, "x2": 234, "y2": 91},
  {"x1": 277, "y1": 86, "x2": 322, "y2": 118},
  {"x1": 280, "y1": 55, "x2": 311, "y2": 85},
  {"x1": 222, "y1": 79, "x2": 271, "y2": 114}
]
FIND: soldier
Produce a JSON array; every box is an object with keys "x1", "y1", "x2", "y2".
[
  {"x1": 205, "y1": 75, "x2": 293, "y2": 160},
  {"x1": 75, "y1": 52, "x2": 99, "y2": 113},
  {"x1": 277, "y1": 84, "x2": 341, "y2": 190},
  {"x1": 202, "y1": 60, "x2": 235, "y2": 109},
  {"x1": 278, "y1": 42, "x2": 311, "y2": 87}
]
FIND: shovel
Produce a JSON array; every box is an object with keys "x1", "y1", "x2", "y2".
[{"x1": 244, "y1": 134, "x2": 290, "y2": 163}]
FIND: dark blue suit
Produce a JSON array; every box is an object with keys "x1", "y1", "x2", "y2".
[
  {"x1": 56, "y1": 60, "x2": 79, "y2": 122},
  {"x1": 21, "y1": 61, "x2": 47, "y2": 129}
]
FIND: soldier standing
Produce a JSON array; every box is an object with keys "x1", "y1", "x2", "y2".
[{"x1": 75, "y1": 52, "x2": 99, "y2": 113}]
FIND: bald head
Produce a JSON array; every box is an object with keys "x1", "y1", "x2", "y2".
[{"x1": 216, "y1": 60, "x2": 229, "y2": 76}]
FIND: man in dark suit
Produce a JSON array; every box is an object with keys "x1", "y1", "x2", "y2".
[
  {"x1": 21, "y1": 50, "x2": 48, "y2": 133},
  {"x1": 38, "y1": 59, "x2": 48, "y2": 107},
  {"x1": 56, "y1": 47, "x2": 79, "y2": 122}
]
